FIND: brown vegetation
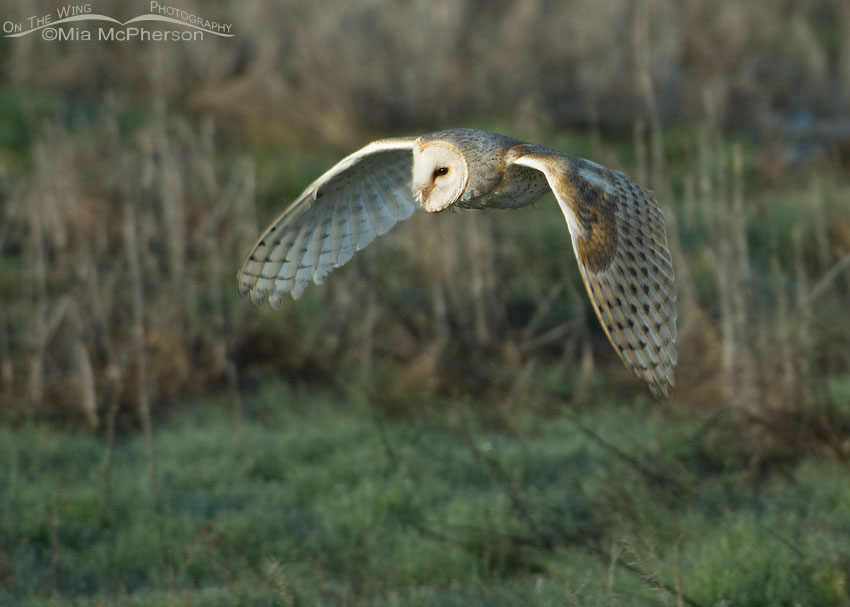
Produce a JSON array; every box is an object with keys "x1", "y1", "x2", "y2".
[
  {"x1": 0, "y1": 110, "x2": 256, "y2": 427},
  {"x1": 1, "y1": 0, "x2": 849, "y2": 471},
  {"x1": 7, "y1": 0, "x2": 850, "y2": 143}
]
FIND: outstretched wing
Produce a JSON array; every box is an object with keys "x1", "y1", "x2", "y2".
[
  {"x1": 238, "y1": 138, "x2": 418, "y2": 305},
  {"x1": 513, "y1": 150, "x2": 677, "y2": 399}
]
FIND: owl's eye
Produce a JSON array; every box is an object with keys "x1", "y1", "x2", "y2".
[{"x1": 434, "y1": 166, "x2": 449, "y2": 177}]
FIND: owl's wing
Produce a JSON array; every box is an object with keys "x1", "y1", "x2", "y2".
[
  {"x1": 513, "y1": 151, "x2": 677, "y2": 399},
  {"x1": 238, "y1": 137, "x2": 418, "y2": 305}
]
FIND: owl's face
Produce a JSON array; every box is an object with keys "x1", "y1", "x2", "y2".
[{"x1": 412, "y1": 142, "x2": 469, "y2": 212}]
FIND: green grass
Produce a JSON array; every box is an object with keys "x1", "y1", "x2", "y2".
[{"x1": 1, "y1": 381, "x2": 849, "y2": 606}]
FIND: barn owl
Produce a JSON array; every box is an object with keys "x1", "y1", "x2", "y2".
[{"x1": 238, "y1": 129, "x2": 677, "y2": 398}]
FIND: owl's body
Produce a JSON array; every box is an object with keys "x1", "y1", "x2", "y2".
[{"x1": 239, "y1": 129, "x2": 678, "y2": 398}]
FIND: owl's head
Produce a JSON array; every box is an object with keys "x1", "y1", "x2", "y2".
[
  {"x1": 412, "y1": 141, "x2": 469, "y2": 212},
  {"x1": 413, "y1": 129, "x2": 522, "y2": 212}
]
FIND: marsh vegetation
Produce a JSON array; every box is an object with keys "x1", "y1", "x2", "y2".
[{"x1": 1, "y1": 1, "x2": 850, "y2": 604}]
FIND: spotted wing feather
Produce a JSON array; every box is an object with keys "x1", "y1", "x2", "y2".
[
  {"x1": 238, "y1": 138, "x2": 418, "y2": 305},
  {"x1": 514, "y1": 151, "x2": 677, "y2": 399}
]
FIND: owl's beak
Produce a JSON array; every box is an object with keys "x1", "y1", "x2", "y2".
[{"x1": 416, "y1": 183, "x2": 434, "y2": 208}]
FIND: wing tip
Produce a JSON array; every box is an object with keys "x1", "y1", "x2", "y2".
[
  {"x1": 647, "y1": 372, "x2": 676, "y2": 401},
  {"x1": 639, "y1": 347, "x2": 677, "y2": 401}
]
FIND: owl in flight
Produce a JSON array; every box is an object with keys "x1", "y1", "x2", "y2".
[{"x1": 238, "y1": 129, "x2": 677, "y2": 398}]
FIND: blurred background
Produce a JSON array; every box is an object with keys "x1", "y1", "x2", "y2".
[{"x1": 2, "y1": 0, "x2": 850, "y2": 605}]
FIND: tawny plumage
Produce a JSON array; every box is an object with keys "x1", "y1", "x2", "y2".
[{"x1": 238, "y1": 129, "x2": 677, "y2": 398}]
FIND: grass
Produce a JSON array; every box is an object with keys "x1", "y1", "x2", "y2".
[
  {"x1": 2, "y1": 4, "x2": 850, "y2": 603},
  {"x1": 2, "y1": 380, "x2": 849, "y2": 606},
  {"x1": 0, "y1": 93, "x2": 847, "y2": 605}
]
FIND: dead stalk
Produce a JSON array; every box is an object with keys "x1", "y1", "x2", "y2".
[{"x1": 123, "y1": 196, "x2": 160, "y2": 504}]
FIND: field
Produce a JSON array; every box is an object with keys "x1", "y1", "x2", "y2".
[
  {"x1": 2, "y1": 0, "x2": 850, "y2": 605},
  {"x1": 3, "y1": 380, "x2": 850, "y2": 607}
]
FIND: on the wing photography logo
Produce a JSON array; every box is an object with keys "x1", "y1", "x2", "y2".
[{"x1": 3, "y1": 2, "x2": 233, "y2": 41}]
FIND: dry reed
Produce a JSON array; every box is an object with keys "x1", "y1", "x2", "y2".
[
  {"x1": 6, "y1": 0, "x2": 849, "y2": 143},
  {"x1": 0, "y1": 0, "x2": 848, "y2": 474}
]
